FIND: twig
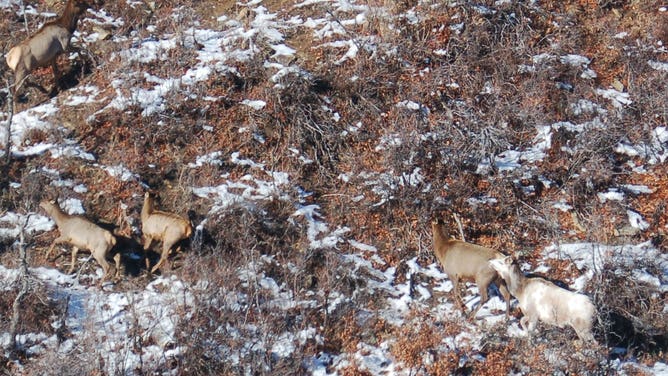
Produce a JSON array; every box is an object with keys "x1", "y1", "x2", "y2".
[
  {"x1": 453, "y1": 212, "x2": 466, "y2": 242},
  {"x1": 4, "y1": 78, "x2": 15, "y2": 168},
  {"x1": 9, "y1": 215, "x2": 32, "y2": 355},
  {"x1": 325, "y1": 10, "x2": 365, "y2": 54},
  {"x1": 20, "y1": 0, "x2": 29, "y2": 33}
]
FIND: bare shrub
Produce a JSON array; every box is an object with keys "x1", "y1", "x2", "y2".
[
  {"x1": 172, "y1": 288, "x2": 248, "y2": 374},
  {"x1": 479, "y1": 321, "x2": 609, "y2": 374},
  {"x1": 102, "y1": 1, "x2": 159, "y2": 37},
  {"x1": 20, "y1": 345, "x2": 100, "y2": 376},
  {"x1": 265, "y1": 71, "x2": 342, "y2": 177},
  {"x1": 510, "y1": 338, "x2": 606, "y2": 375},
  {"x1": 175, "y1": 253, "x2": 319, "y2": 375},
  {"x1": 592, "y1": 260, "x2": 668, "y2": 359},
  {"x1": 0, "y1": 286, "x2": 61, "y2": 338},
  {"x1": 173, "y1": 201, "x2": 328, "y2": 374}
]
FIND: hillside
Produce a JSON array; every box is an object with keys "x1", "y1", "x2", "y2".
[{"x1": 0, "y1": 0, "x2": 667, "y2": 374}]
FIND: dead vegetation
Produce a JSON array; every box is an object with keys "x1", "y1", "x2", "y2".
[{"x1": 0, "y1": 0, "x2": 666, "y2": 373}]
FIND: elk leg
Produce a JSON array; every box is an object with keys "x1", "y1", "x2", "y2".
[
  {"x1": 13, "y1": 69, "x2": 27, "y2": 96},
  {"x1": 143, "y1": 236, "x2": 153, "y2": 271},
  {"x1": 46, "y1": 236, "x2": 67, "y2": 261},
  {"x1": 51, "y1": 60, "x2": 61, "y2": 91},
  {"x1": 67, "y1": 246, "x2": 80, "y2": 274},
  {"x1": 151, "y1": 240, "x2": 177, "y2": 273},
  {"x1": 471, "y1": 286, "x2": 489, "y2": 318},
  {"x1": 113, "y1": 252, "x2": 122, "y2": 279},
  {"x1": 497, "y1": 279, "x2": 511, "y2": 320},
  {"x1": 151, "y1": 252, "x2": 167, "y2": 274},
  {"x1": 93, "y1": 253, "x2": 110, "y2": 279},
  {"x1": 170, "y1": 245, "x2": 182, "y2": 256},
  {"x1": 451, "y1": 277, "x2": 465, "y2": 308},
  {"x1": 520, "y1": 316, "x2": 537, "y2": 336},
  {"x1": 45, "y1": 240, "x2": 58, "y2": 260}
]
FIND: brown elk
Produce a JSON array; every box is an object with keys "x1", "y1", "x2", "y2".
[
  {"x1": 40, "y1": 199, "x2": 120, "y2": 280},
  {"x1": 5, "y1": 0, "x2": 100, "y2": 96},
  {"x1": 432, "y1": 217, "x2": 511, "y2": 318},
  {"x1": 141, "y1": 191, "x2": 192, "y2": 274}
]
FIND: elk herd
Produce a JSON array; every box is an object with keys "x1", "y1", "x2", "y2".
[
  {"x1": 40, "y1": 192, "x2": 191, "y2": 280},
  {"x1": 8, "y1": 0, "x2": 598, "y2": 346},
  {"x1": 39, "y1": 199, "x2": 599, "y2": 344},
  {"x1": 40, "y1": 196, "x2": 598, "y2": 343},
  {"x1": 3, "y1": 1, "x2": 193, "y2": 277},
  {"x1": 432, "y1": 216, "x2": 598, "y2": 344}
]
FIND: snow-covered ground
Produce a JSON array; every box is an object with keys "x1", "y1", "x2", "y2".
[{"x1": 0, "y1": 0, "x2": 666, "y2": 374}]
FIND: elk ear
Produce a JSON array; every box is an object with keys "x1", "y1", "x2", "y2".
[{"x1": 503, "y1": 256, "x2": 513, "y2": 265}]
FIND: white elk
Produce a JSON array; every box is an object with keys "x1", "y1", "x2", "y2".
[
  {"x1": 5, "y1": 0, "x2": 99, "y2": 96},
  {"x1": 489, "y1": 256, "x2": 596, "y2": 342}
]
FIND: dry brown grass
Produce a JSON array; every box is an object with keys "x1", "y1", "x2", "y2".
[
  {"x1": 0, "y1": 0, "x2": 666, "y2": 373},
  {"x1": 389, "y1": 309, "x2": 466, "y2": 374}
]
